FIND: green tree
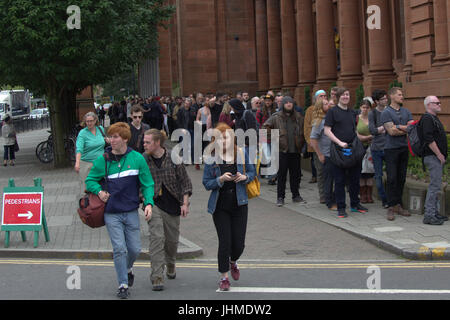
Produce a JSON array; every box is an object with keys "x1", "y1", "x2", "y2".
[
  {"x1": 304, "y1": 86, "x2": 311, "y2": 109},
  {"x1": 101, "y1": 66, "x2": 138, "y2": 101},
  {"x1": 354, "y1": 84, "x2": 365, "y2": 109},
  {"x1": 0, "y1": 0, "x2": 174, "y2": 167}
]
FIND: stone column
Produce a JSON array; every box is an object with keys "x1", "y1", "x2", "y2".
[
  {"x1": 337, "y1": 0, "x2": 363, "y2": 99},
  {"x1": 403, "y1": 0, "x2": 413, "y2": 71},
  {"x1": 365, "y1": 0, "x2": 395, "y2": 93},
  {"x1": 280, "y1": 0, "x2": 298, "y2": 91},
  {"x1": 447, "y1": 0, "x2": 450, "y2": 56},
  {"x1": 433, "y1": 0, "x2": 449, "y2": 61},
  {"x1": 266, "y1": 0, "x2": 283, "y2": 90},
  {"x1": 367, "y1": 0, "x2": 394, "y2": 73},
  {"x1": 315, "y1": 0, "x2": 337, "y2": 88},
  {"x1": 295, "y1": 0, "x2": 315, "y2": 103},
  {"x1": 255, "y1": 0, "x2": 270, "y2": 92}
]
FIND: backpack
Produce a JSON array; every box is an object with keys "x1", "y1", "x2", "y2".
[
  {"x1": 407, "y1": 114, "x2": 438, "y2": 157},
  {"x1": 407, "y1": 119, "x2": 423, "y2": 157}
]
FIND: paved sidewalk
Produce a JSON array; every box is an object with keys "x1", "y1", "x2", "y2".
[
  {"x1": 0, "y1": 128, "x2": 202, "y2": 260},
  {"x1": 0, "y1": 128, "x2": 449, "y2": 260},
  {"x1": 258, "y1": 170, "x2": 450, "y2": 261}
]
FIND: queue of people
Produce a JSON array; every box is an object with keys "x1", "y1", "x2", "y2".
[{"x1": 76, "y1": 86, "x2": 447, "y2": 298}]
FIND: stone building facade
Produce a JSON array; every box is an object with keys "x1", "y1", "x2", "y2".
[{"x1": 157, "y1": 0, "x2": 450, "y2": 129}]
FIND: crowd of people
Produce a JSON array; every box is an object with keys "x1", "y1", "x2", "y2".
[{"x1": 79, "y1": 85, "x2": 447, "y2": 298}]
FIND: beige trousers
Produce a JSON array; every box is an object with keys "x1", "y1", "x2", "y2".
[{"x1": 148, "y1": 205, "x2": 180, "y2": 282}]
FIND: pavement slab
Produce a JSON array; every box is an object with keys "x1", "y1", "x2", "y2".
[{"x1": 0, "y1": 127, "x2": 449, "y2": 261}]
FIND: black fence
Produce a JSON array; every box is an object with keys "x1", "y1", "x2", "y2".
[{"x1": 0, "y1": 116, "x2": 50, "y2": 136}]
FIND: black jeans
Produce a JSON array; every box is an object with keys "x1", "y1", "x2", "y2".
[
  {"x1": 213, "y1": 192, "x2": 248, "y2": 273},
  {"x1": 277, "y1": 152, "x2": 301, "y2": 199},
  {"x1": 323, "y1": 157, "x2": 336, "y2": 208},
  {"x1": 384, "y1": 147, "x2": 409, "y2": 207},
  {"x1": 3, "y1": 145, "x2": 15, "y2": 160},
  {"x1": 331, "y1": 161, "x2": 361, "y2": 210}
]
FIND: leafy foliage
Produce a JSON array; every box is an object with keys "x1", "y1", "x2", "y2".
[
  {"x1": 0, "y1": 0, "x2": 174, "y2": 94},
  {"x1": 304, "y1": 86, "x2": 311, "y2": 109},
  {"x1": 407, "y1": 135, "x2": 450, "y2": 184},
  {"x1": 354, "y1": 84, "x2": 365, "y2": 109}
]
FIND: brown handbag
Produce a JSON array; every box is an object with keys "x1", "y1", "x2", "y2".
[{"x1": 77, "y1": 154, "x2": 108, "y2": 228}]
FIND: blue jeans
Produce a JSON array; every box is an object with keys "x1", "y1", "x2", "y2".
[
  {"x1": 104, "y1": 210, "x2": 141, "y2": 286},
  {"x1": 371, "y1": 149, "x2": 387, "y2": 203}
]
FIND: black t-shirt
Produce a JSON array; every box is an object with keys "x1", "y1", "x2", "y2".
[
  {"x1": 421, "y1": 113, "x2": 448, "y2": 159},
  {"x1": 219, "y1": 163, "x2": 237, "y2": 192},
  {"x1": 128, "y1": 123, "x2": 149, "y2": 153},
  {"x1": 210, "y1": 103, "x2": 224, "y2": 128},
  {"x1": 152, "y1": 155, "x2": 181, "y2": 216},
  {"x1": 324, "y1": 106, "x2": 357, "y2": 144}
]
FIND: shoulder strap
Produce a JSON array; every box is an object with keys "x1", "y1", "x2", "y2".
[
  {"x1": 238, "y1": 148, "x2": 246, "y2": 174},
  {"x1": 97, "y1": 126, "x2": 106, "y2": 138}
]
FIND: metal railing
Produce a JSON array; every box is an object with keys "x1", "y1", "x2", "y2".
[{"x1": 0, "y1": 116, "x2": 50, "y2": 136}]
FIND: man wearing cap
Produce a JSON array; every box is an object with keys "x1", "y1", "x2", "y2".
[
  {"x1": 256, "y1": 94, "x2": 278, "y2": 182},
  {"x1": 263, "y1": 96, "x2": 306, "y2": 207},
  {"x1": 304, "y1": 90, "x2": 327, "y2": 194}
]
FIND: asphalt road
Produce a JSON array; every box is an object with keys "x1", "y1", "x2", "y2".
[{"x1": 2, "y1": 258, "x2": 450, "y2": 302}]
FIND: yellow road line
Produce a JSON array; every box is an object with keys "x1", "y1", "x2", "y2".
[{"x1": 2, "y1": 258, "x2": 450, "y2": 269}]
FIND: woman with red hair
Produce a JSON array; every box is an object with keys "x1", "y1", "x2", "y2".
[{"x1": 202, "y1": 123, "x2": 256, "y2": 291}]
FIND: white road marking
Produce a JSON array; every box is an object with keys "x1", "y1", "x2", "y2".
[{"x1": 217, "y1": 287, "x2": 450, "y2": 294}]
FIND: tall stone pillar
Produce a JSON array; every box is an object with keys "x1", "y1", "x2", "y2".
[
  {"x1": 433, "y1": 0, "x2": 449, "y2": 62},
  {"x1": 447, "y1": 0, "x2": 450, "y2": 56},
  {"x1": 255, "y1": 0, "x2": 270, "y2": 92},
  {"x1": 337, "y1": 0, "x2": 362, "y2": 105},
  {"x1": 403, "y1": 0, "x2": 413, "y2": 71},
  {"x1": 295, "y1": 0, "x2": 315, "y2": 105},
  {"x1": 266, "y1": 0, "x2": 283, "y2": 91},
  {"x1": 314, "y1": 0, "x2": 337, "y2": 91},
  {"x1": 280, "y1": 0, "x2": 298, "y2": 93},
  {"x1": 365, "y1": 0, "x2": 395, "y2": 95}
]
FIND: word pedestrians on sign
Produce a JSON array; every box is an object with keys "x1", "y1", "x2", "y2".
[{"x1": 1, "y1": 178, "x2": 50, "y2": 248}]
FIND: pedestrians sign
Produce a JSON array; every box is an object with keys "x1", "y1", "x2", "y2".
[
  {"x1": 2, "y1": 192, "x2": 43, "y2": 225},
  {"x1": 1, "y1": 178, "x2": 50, "y2": 248}
]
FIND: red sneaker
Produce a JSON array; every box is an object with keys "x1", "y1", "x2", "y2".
[
  {"x1": 230, "y1": 262, "x2": 240, "y2": 281},
  {"x1": 219, "y1": 278, "x2": 230, "y2": 291}
]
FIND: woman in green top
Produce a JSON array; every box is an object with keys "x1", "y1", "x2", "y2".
[
  {"x1": 357, "y1": 99, "x2": 374, "y2": 203},
  {"x1": 75, "y1": 112, "x2": 108, "y2": 196}
]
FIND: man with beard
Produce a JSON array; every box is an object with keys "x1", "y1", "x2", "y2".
[{"x1": 263, "y1": 96, "x2": 306, "y2": 207}]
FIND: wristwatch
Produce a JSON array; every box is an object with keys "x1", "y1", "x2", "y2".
[{"x1": 396, "y1": 124, "x2": 401, "y2": 130}]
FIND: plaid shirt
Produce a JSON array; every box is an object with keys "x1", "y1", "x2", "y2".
[{"x1": 143, "y1": 148, "x2": 192, "y2": 204}]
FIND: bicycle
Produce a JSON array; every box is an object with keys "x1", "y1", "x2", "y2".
[{"x1": 36, "y1": 126, "x2": 79, "y2": 164}]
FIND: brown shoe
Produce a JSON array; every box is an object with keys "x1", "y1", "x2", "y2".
[
  {"x1": 166, "y1": 264, "x2": 176, "y2": 280},
  {"x1": 309, "y1": 177, "x2": 317, "y2": 183},
  {"x1": 387, "y1": 207, "x2": 395, "y2": 221},
  {"x1": 394, "y1": 204, "x2": 411, "y2": 217},
  {"x1": 152, "y1": 278, "x2": 164, "y2": 291}
]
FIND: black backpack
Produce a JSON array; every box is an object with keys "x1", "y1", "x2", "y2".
[{"x1": 407, "y1": 113, "x2": 438, "y2": 157}]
